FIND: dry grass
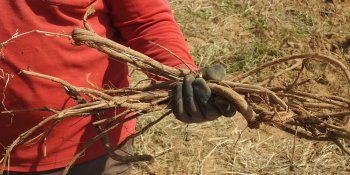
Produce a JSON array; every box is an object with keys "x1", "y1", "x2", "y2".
[
  {"x1": 131, "y1": 0, "x2": 350, "y2": 174},
  {"x1": 133, "y1": 116, "x2": 350, "y2": 174}
]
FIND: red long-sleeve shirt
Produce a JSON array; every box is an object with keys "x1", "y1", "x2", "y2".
[{"x1": 0, "y1": 0, "x2": 195, "y2": 172}]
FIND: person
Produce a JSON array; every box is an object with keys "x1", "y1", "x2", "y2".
[{"x1": 0, "y1": 0, "x2": 236, "y2": 174}]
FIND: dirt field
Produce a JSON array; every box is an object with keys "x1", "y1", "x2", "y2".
[{"x1": 132, "y1": 0, "x2": 350, "y2": 174}]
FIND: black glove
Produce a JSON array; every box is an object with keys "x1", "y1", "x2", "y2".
[{"x1": 172, "y1": 63, "x2": 236, "y2": 123}]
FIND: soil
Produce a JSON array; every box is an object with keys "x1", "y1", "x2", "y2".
[{"x1": 132, "y1": 0, "x2": 350, "y2": 174}]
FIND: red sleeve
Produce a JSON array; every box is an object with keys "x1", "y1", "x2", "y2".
[{"x1": 107, "y1": 0, "x2": 197, "y2": 69}]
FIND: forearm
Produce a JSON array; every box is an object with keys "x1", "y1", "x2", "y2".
[{"x1": 108, "y1": 0, "x2": 196, "y2": 69}]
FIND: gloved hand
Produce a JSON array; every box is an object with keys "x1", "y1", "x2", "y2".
[{"x1": 172, "y1": 63, "x2": 236, "y2": 123}]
